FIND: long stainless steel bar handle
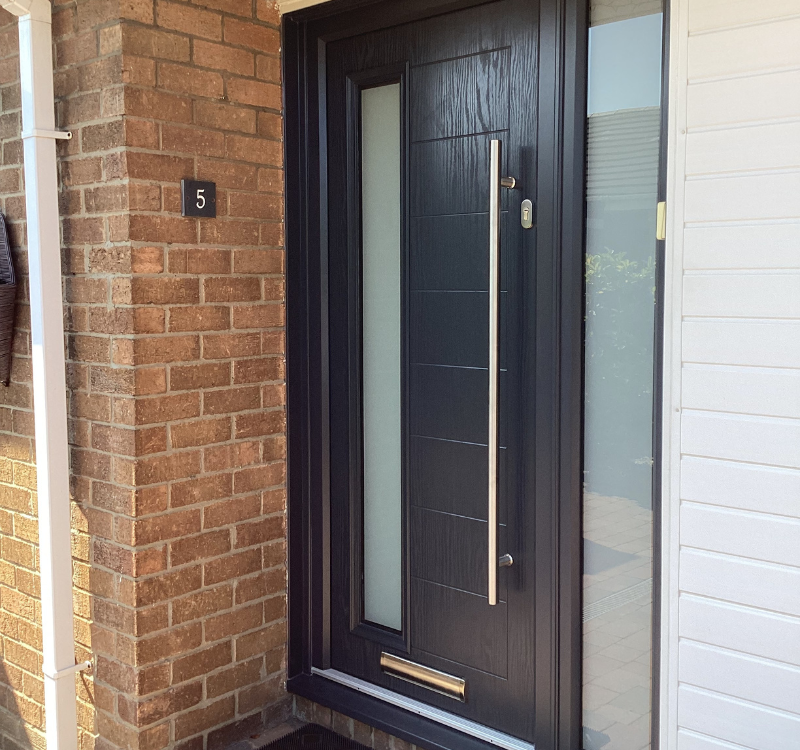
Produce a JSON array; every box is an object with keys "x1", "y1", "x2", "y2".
[
  {"x1": 488, "y1": 140, "x2": 501, "y2": 606},
  {"x1": 488, "y1": 141, "x2": 515, "y2": 607}
]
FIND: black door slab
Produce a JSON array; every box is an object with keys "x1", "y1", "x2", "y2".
[
  {"x1": 284, "y1": 0, "x2": 588, "y2": 747},
  {"x1": 326, "y1": 0, "x2": 539, "y2": 741}
]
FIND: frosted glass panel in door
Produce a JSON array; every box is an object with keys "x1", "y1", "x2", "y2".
[{"x1": 361, "y1": 83, "x2": 403, "y2": 631}]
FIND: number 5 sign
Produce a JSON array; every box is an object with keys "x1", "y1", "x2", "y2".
[{"x1": 181, "y1": 180, "x2": 217, "y2": 218}]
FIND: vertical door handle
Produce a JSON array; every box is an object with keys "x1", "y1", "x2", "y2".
[{"x1": 488, "y1": 140, "x2": 514, "y2": 607}]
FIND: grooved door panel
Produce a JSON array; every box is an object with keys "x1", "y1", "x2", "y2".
[
  {"x1": 410, "y1": 436, "x2": 508, "y2": 521},
  {"x1": 411, "y1": 578, "x2": 509, "y2": 676},
  {"x1": 410, "y1": 364, "x2": 509, "y2": 445},
  {"x1": 411, "y1": 507, "x2": 508, "y2": 596},
  {"x1": 410, "y1": 49, "x2": 510, "y2": 141},
  {"x1": 326, "y1": 0, "x2": 544, "y2": 741},
  {"x1": 410, "y1": 291, "x2": 509, "y2": 368},
  {"x1": 411, "y1": 214, "x2": 514, "y2": 291},
  {"x1": 411, "y1": 133, "x2": 510, "y2": 217}
]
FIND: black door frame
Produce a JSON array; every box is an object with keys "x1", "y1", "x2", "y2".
[{"x1": 284, "y1": 1, "x2": 587, "y2": 748}]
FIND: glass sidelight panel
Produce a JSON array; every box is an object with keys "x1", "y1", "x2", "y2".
[
  {"x1": 361, "y1": 83, "x2": 403, "y2": 631},
  {"x1": 582, "y1": 4, "x2": 662, "y2": 750}
]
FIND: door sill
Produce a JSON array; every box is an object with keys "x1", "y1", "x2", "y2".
[{"x1": 311, "y1": 668, "x2": 536, "y2": 750}]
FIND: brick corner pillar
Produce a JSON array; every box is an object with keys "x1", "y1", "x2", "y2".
[{"x1": 96, "y1": 1, "x2": 288, "y2": 748}]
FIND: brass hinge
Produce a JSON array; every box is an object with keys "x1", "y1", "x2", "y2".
[{"x1": 656, "y1": 201, "x2": 667, "y2": 241}]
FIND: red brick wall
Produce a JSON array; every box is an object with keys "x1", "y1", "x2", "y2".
[
  {"x1": 294, "y1": 698, "x2": 420, "y2": 750},
  {"x1": 0, "y1": 0, "x2": 287, "y2": 748}
]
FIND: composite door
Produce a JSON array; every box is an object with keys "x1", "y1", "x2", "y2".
[{"x1": 326, "y1": 1, "x2": 555, "y2": 745}]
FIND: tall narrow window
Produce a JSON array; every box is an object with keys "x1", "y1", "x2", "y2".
[
  {"x1": 361, "y1": 83, "x2": 403, "y2": 630},
  {"x1": 582, "y1": 4, "x2": 662, "y2": 750}
]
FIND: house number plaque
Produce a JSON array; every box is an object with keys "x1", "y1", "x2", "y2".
[{"x1": 181, "y1": 179, "x2": 216, "y2": 218}]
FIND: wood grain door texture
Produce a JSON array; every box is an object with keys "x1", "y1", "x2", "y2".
[{"x1": 325, "y1": 1, "x2": 567, "y2": 744}]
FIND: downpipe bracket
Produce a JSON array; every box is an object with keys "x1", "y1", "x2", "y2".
[
  {"x1": 43, "y1": 660, "x2": 93, "y2": 681},
  {"x1": 21, "y1": 129, "x2": 72, "y2": 140}
]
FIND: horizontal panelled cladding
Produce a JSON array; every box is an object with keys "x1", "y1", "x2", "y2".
[
  {"x1": 679, "y1": 641, "x2": 800, "y2": 716},
  {"x1": 687, "y1": 0, "x2": 800, "y2": 34},
  {"x1": 678, "y1": 0, "x2": 800, "y2": 743},
  {"x1": 682, "y1": 411, "x2": 800, "y2": 472},
  {"x1": 681, "y1": 365, "x2": 800, "y2": 419},
  {"x1": 683, "y1": 320, "x2": 800, "y2": 366},
  {"x1": 684, "y1": 174, "x2": 800, "y2": 222},
  {"x1": 683, "y1": 224, "x2": 800, "y2": 270},
  {"x1": 680, "y1": 502, "x2": 800, "y2": 569},
  {"x1": 680, "y1": 548, "x2": 800, "y2": 618},
  {"x1": 680, "y1": 594, "x2": 800, "y2": 667},
  {"x1": 678, "y1": 685, "x2": 800, "y2": 750},
  {"x1": 686, "y1": 121, "x2": 800, "y2": 176},
  {"x1": 681, "y1": 456, "x2": 800, "y2": 518},
  {"x1": 676, "y1": 729, "x2": 753, "y2": 750},
  {"x1": 688, "y1": 16, "x2": 800, "y2": 81},
  {"x1": 683, "y1": 273, "x2": 800, "y2": 319},
  {"x1": 687, "y1": 69, "x2": 800, "y2": 131}
]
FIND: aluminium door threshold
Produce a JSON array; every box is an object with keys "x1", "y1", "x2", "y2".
[{"x1": 312, "y1": 668, "x2": 536, "y2": 750}]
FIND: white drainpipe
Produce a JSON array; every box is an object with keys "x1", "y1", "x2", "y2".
[{"x1": 0, "y1": 1, "x2": 89, "y2": 748}]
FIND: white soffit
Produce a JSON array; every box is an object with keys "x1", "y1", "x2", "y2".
[{"x1": 279, "y1": 0, "x2": 333, "y2": 14}]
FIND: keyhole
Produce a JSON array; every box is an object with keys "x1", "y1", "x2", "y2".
[{"x1": 521, "y1": 199, "x2": 533, "y2": 229}]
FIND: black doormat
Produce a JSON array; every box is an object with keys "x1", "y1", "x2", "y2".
[{"x1": 258, "y1": 724, "x2": 370, "y2": 750}]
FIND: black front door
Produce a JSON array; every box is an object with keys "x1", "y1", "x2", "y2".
[{"x1": 285, "y1": 0, "x2": 585, "y2": 747}]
